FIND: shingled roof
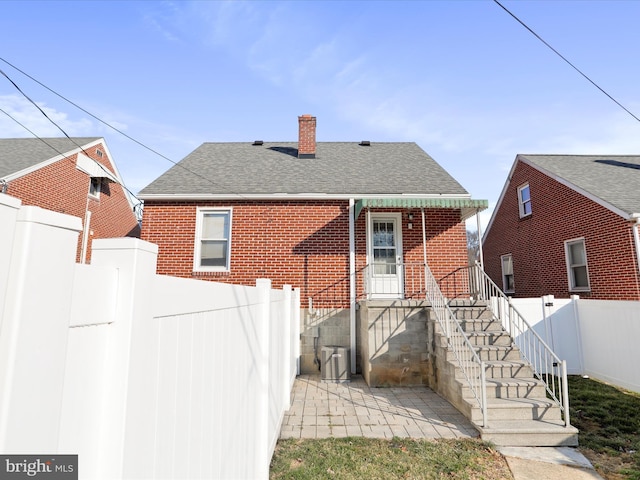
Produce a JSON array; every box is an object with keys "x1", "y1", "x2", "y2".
[
  {"x1": 518, "y1": 154, "x2": 640, "y2": 217},
  {"x1": 0, "y1": 137, "x2": 101, "y2": 179},
  {"x1": 138, "y1": 141, "x2": 470, "y2": 198}
]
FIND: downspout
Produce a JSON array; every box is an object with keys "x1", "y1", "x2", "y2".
[
  {"x1": 632, "y1": 216, "x2": 640, "y2": 291},
  {"x1": 349, "y1": 198, "x2": 356, "y2": 374},
  {"x1": 421, "y1": 208, "x2": 427, "y2": 266},
  {"x1": 476, "y1": 208, "x2": 485, "y2": 270}
]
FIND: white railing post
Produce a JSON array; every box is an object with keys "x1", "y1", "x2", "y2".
[
  {"x1": 480, "y1": 361, "x2": 488, "y2": 428},
  {"x1": 562, "y1": 360, "x2": 570, "y2": 427}
]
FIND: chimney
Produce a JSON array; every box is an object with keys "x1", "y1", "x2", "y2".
[{"x1": 298, "y1": 114, "x2": 316, "y2": 159}]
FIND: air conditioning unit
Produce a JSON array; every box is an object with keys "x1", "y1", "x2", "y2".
[{"x1": 321, "y1": 346, "x2": 350, "y2": 383}]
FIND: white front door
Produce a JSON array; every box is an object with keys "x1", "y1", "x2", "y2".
[{"x1": 367, "y1": 213, "x2": 404, "y2": 298}]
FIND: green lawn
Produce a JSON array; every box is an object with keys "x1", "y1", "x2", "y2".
[
  {"x1": 270, "y1": 437, "x2": 512, "y2": 480},
  {"x1": 568, "y1": 375, "x2": 640, "y2": 479}
]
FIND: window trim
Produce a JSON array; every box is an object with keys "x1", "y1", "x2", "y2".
[
  {"x1": 193, "y1": 207, "x2": 233, "y2": 272},
  {"x1": 500, "y1": 254, "x2": 515, "y2": 293},
  {"x1": 564, "y1": 237, "x2": 590, "y2": 292},
  {"x1": 517, "y1": 183, "x2": 532, "y2": 218}
]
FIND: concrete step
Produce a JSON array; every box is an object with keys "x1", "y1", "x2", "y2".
[
  {"x1": 448, "y1": 307, "x2": 494, "y2": 320},
  {"x1": 474, "y1": 419, "x2": 579, "y2": 447},
  {"x1": 443, "y1": 344, "x2": 522, "y2": 363},
  {"x1": 458, "y1": 319, "x2": 504, "y2": 332},
  {"x1": 465, "y1": 331, "x2": 512, "y2": 346},
  {"x1": 453, "y1": 360, "x2": 534, "y2": 379},
  {"x1": 464, "y1": 397, "x2": 563, "y2": 423},
  {"x1": 458, "y1": 377, "x2": 547, "y2": 399},
  {"x1": 474, "y1": 345, "x2": 522, "y2": 362}
]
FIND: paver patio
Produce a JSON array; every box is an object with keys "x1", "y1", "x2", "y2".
[{"x1": 280, "y1": 375, "x2": 480, "y2": 440}]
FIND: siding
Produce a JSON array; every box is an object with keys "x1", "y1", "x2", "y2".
[
  {"x1": 141, "y1": 201, "x2": 468, "y2": 307},
  {"x1": 6, "y1": 142, "x2": 140, "y2": 262},
  {"x1": 484, "y1": 160, "x2": 640, "y2": 300}
]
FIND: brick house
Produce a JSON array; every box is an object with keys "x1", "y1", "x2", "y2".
[
  {"x1": 139, "y1": 115, "x2": 487, "y2": 380},
  {"x1": 0, "y1": 137, "x2": 140, "y2": 263},
  {"x1": 483, "y1": 154, "x2": 640, "y2": 300}
]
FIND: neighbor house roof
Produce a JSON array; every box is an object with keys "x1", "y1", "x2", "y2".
[
  {"x1": 519, "y1": 154, "x2": 640, "y2": 218},
  {"x1": 0, "y1": 137, "x2": 102, "y2": 179},
  {"x1": 139, "y1": 141, "x2": 472, "y2": 198}
]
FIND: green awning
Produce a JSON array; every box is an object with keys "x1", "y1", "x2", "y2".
[{"x1": 355, "y1": 198, "x2": 488, "y2": 220}]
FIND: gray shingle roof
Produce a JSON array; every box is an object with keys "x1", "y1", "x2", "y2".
[
  {"x1": 0, "y1": 137, "x2": 101, "y2": 178},
  {"x1": 519, "y1": 154, "x2": 640, "y2": 216},
  {"x1": 139, "y1": 142, "x2": 469, "y2": 197}
]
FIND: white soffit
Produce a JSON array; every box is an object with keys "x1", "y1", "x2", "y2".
[{"x1": 76, "y1": 153, "x2": 118, "y2": 183}]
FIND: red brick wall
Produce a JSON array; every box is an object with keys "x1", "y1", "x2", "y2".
[
  {"x1": 483, "y1": 160, "x2": 640, "y2": 300},
  {"x1": 141, "y1": 201, "x2": 469, "y2": 307},
  {"x1": 6, "y1": 142, "x2": 140, "y2": 262}
]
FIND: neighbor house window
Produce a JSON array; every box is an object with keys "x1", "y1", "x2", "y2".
[
  {"x1": 194, "y1": 208, "x2": 232, "y2": 271},
  {"x1": 501, "y1": 254, "x2": 514, "y2": 293},
  {"x1": 565, "y1": 238, "x2": 590, "y2": 291},
  {"x1": 518, "y1": 183, "x2": 532, "y2": 217},
  {"x1": 89, "y1": 177, "x2": 101, "y2": 198}
]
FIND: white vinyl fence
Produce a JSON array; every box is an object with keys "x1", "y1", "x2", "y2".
[
  {"x1": 510, "y1": 295, "x2": 640, "y2": 394},
  {"x1": 0, "y1": 194, "x2": 300, "y2": 479}
]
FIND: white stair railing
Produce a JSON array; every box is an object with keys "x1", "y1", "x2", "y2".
[
  {"x1": 468, "y1": 264, "x2": 571, "y2": 427},
  {"x1": 423, "y1": 264, "x2": 488, "y2": 427}
]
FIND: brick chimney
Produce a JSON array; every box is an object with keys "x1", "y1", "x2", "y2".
[{"x1": 298, "y1": 114, "x2": 316, "y2": 159}]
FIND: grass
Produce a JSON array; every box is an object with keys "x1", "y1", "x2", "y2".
[
  {"x1": 568, "y1": 375, "x2": 640, "y2": 479},
  {"x1": 270, "y1": 437, "x2": 512, "y2": 480}
]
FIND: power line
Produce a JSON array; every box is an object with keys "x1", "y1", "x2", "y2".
[
  {"x1": 0, "y1": 56, "x2": 245, "y2": 195},
  {"x1": 0, "y1": 68, "x2": 143, "y2": 205},
  {"x1": 493, "y1": 0, "x2": 640, "y2": 124}
]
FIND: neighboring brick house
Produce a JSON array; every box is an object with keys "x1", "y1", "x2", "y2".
[
  {"x1": 0, "y1": 137, "x2": 140, "y2": 263},
  {"x1": 483, "y1": 154, "x2": 640, "y2": 300},
  {"x1": 139, "y1": 115, "x2": 487, "y2": 376}
]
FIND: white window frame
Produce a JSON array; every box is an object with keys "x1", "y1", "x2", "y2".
[
  {"x1": 564, "y1": 237, "x2": 590, "y2": 292},
  {"x1": 501, "y1": 254, "x2": 515, "y2": 293},
  {"x1": 517, "y1": 183, "x2": 532, "y2": 218},
  {"x1": 89, "y1": 177, "x2": 101, "y2": 198},
  {"x1": 193, "y1": 207, "x2": 233, "y2": 272}
]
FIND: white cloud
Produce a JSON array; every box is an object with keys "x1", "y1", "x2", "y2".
[{"x1": 0, "y1": 95, "x2": 93, "y2": 137}]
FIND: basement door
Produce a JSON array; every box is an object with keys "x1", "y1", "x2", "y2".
[{"x1": 367, "y1": 212, "x2": 404, "y2": 298}]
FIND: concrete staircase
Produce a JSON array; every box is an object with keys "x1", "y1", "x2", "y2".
[{"x1": 432, "y1": 301, "x2": 578, "y2": 447}]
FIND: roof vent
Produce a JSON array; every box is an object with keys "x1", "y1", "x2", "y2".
[
  {"x1": 359, "y1": 141, "x2": 371, "y2": 146},
  {"x1": 252, "y1": 140, "x2": 264, "y2": 146}
]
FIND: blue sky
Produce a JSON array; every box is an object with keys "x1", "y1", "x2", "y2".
[{"x1": 2, "y1": 1, "x2": 640, "y2": 231}]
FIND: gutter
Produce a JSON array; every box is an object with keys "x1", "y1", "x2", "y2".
[{"x1": 137, "y1": 192, "x2": 474, "y2": 202}]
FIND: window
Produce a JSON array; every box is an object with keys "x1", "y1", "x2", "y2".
[
  {"x1": 194, "y1": 208, "x2": 232, "y2": 271},
  {"x1": 565, "y1": 238, "x2": 590, "y2": 291},
  {"x1": 89, "y1": 177, "x2": 101, "y2": 198},
  {"x1": 501, "y1": 254, "x2": 514, "y2": 293},
  {"x1": 518, "y1": 183, "x2": 532, "y2": 217}
]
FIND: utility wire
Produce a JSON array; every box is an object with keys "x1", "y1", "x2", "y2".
[
  {"x1": 0, "y1": 69, "x2": 143, "y2": 206},
  {"x1": 493, "y1": 0, "x2": 640, "y2": 124},
  {"x1": 0, "y1": 56, "x2": 243, "y2": 195},
  {"x1": 0, "y1": 68, "x2": 130, "y2": 189}
]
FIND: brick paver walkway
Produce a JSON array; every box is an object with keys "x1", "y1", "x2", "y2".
[{"x1": 280, "y1": 375, "x2": 479, "y2": 440}]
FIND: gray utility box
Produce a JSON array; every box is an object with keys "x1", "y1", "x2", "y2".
[{"x1": 321, "y1": 346, "x2": 350, "y2": 383}]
